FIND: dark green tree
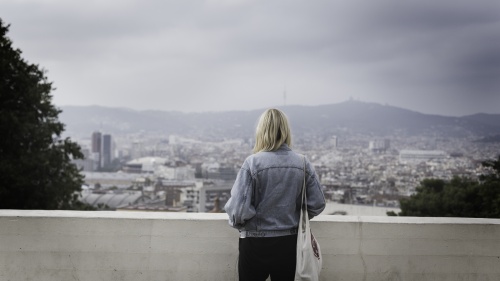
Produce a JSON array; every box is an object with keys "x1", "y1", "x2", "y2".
[
  {"x1": 480, "y1": 155, "x2": 500, "y2": 182},
  {"x1": 394, "y1": 156, "x2": 500, "y2": 218},
  {"x1": 0, "y1": 19, "x2": 85, "y2": 209}
]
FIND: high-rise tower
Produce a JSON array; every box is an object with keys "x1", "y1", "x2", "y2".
[
  {"x1": 101, "y1": 134, "x2": 112, "y2": 169},
  {"x1": 283, "y1": 86, "x2": 287, "y2": 107},
  {"x1": 91, "y1": 131, "x2": 102, "y2": 169}
]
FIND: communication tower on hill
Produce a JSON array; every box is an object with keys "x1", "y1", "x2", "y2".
[{"x1": 283, "y1": 85, "x2": 287, "y2": 107}]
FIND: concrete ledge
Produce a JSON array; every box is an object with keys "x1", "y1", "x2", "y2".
[{"x1": 1, "y1": 210, "x2": 500, "y2": 281}]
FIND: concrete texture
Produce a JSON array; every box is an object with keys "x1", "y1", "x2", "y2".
[{"x1": 1, "y1": 210, "x2": 500, "y2": 281}]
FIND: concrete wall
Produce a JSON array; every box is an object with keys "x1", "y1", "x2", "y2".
[{"x1": 1, "y1": 210, "x2": 500, "y2": 281}]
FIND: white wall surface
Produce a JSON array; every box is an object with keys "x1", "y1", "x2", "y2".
[{"x1": 1, "y1": 210, "x2": 500, "y2": 281}]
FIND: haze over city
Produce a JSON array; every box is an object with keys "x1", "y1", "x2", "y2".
[{"x1": 2, "y1": 0, "x2": 500, "y2": 116}]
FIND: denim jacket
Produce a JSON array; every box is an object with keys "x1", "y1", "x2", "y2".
[{"x1": 224, "y1": 144, "x2": 326, "y2": 237}]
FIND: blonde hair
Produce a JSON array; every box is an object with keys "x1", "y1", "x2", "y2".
[{"x1": 253, "y1": 108, "x2": 292, "y2": 153}]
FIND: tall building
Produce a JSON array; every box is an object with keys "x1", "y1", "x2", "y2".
[
  {"x1": 331, "y1": 136, "x2": 338, "y2": 149},
  {"x1": 91, "y1": 131, "x2": 102, "y2": 169},
  {"x1": 131, "y1": 141, "x2": 144, "y2": 160},
  {"x1": 101, "y1": 134, "x2": 112, "y2": 169}
]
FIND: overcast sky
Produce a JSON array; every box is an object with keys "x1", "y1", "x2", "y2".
[{"x1": 2, "y1": 0, "x2": 499, "y2": 116}]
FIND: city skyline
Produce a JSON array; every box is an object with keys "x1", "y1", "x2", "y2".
[{"x1": 1, "y1": 0, "x2": 499, "y2": 116}]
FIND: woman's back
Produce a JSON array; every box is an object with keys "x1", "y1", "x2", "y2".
[
  {"x1": 224, "y1": 108, "x2": 325, "y2": 281},
  {"x1": 224, "y1": 143, "x2": 325, "y2": 237}
]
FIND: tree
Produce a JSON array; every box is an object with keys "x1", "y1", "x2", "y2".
[
  {"x1": 0, "y1": 19, "x2": 85, "y2": 209},
  {"x1": 480, "y1": 155, "x2": 500, "y2": 182},
  {"x1": 394, "y1": 156, "x2": 500, "y2": 218}
]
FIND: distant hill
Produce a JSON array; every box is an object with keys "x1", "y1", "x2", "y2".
[
  {"x1": 59, "y1": 101, "x2": 500, "y2": 140},
  {"x1": 462, "y1": 114, "x2": 500, "y2": 130},
  {"x1": 475, "y1": 134, "x2": 500, "y2": 143}
]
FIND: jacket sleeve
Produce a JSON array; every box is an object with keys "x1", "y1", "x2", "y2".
[
  {"x1": 223, "y1": 162, "x2": 257, "y2": 229},
  {"x1": 305, "y1": 160, "x2": 326, "y2": 219}
]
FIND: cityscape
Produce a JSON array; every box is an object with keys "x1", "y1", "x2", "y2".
[{"x1": 69, "y1": 103, "x2": 500, "y2": 216}]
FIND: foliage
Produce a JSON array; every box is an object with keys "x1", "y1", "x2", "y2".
[
  {"x1": 480, "y1": 155, "x2": 500, "y2": 182},
  {"x1": 60, "y1": 196, "x2": 97, "y2": 211},
  {"x1": 0, "y1": 19, "x2": 85, "y2": 209},
  {"x1": 394, "y1": 156, "x2": 500, "y2": 218},
  {"x1": 386, "y1": 210, "x2": 397, "y2": 216},
  {"x1": 96, "y1": 203, "x2": 111, "y2": 210}
]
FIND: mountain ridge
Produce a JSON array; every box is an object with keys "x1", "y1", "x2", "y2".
[{"x1": 58, "y1": 101, "x2": 500, "y2": 140}]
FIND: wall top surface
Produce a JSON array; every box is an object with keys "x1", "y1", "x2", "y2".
[{"x1": 1, "y1": 209, "x2": 500, "y2": 225}]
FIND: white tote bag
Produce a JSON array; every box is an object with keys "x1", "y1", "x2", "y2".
[{"x1": 295, "y1": 157, "x2": 322, "y2": 281}]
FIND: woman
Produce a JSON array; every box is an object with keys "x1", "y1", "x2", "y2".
[{"x1": 224, "y1": 108, "x2": 326, "y2": 281}]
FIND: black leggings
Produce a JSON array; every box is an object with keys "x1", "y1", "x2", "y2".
[{"x1": 238, "y1": 234, "x2": 297, "y2": 281}]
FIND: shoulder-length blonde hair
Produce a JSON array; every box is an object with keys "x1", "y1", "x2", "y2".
[{"x1": 253, "y1": 108, "x2": 292, "y2": 153}]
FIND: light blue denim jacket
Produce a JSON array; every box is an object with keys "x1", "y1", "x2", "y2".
[{"x1": 224, "y1": 144, "x2": 326, "y2": 237}]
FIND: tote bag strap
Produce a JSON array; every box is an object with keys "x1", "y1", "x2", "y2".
[
  {"x1": 301, "y1": 155, "x2": 307, "y2": 213},
  {"x1": 295, "y1": 155, "x2": 322, "y2": 281},
  {"x1": 301, "y1": 156, "x2": 307, "y2": 211}
]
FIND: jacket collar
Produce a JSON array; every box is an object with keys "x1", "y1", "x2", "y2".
[{"x1": 278, "y1": 143, "x2": 291, "y2": 151}]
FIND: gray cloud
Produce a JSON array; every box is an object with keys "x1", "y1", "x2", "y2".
[{"x1": 1, "y1": 0, "x2": 499, "y2": 116}]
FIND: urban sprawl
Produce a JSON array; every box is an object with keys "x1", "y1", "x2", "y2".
[{"x1": 73, "y1": 131, "x2": 499, "y2": 216}]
